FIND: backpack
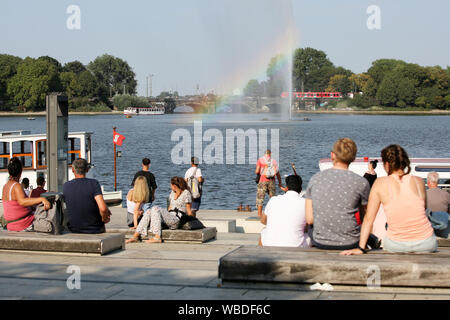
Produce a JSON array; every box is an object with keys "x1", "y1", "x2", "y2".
[
  {"x1": 188, "y1": 167, "x2": 202, "y2": 199},
  {"x1": 264, "y1": 158, "x2": 276, "y2": 179},
  {"x1": 33, "y1": 193, "x2": 65, "y2": 235}
]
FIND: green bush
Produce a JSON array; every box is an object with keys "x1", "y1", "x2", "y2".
[
  {"x1": 112, "y1": 94, "x2": 149, "y2": 110},
  {"x1": 71, "y1": 102, "x2": 111, "y2": 112},
  {"x1": 349, "y1": 94, "x2": 378, "y2": 109}
]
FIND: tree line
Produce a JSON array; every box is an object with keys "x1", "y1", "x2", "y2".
[
  {"x1": 0, "y1": 54, "x2": 137, "y2": 111},
  {"x1": 244, "y1": 48, "x2": 450, "y2": 109}
]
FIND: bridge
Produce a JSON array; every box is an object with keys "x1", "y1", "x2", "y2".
[{"x1": 148, "y1": 93, "x2": 342, "y2": 114}]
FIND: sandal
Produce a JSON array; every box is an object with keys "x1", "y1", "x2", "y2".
[{"x1": 145, "y1": 237, "x2": 162, "y2": 244}]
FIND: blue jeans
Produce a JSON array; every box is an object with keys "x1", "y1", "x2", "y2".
[{"x1": 383, "y1": 234, "x2": 438, "y2": 253}]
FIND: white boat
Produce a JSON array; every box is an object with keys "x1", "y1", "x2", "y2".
[
  {"x1": 319, "y1": 157, "x2": 450, "y2": 188},
  {"x1": 124, "y1": 106, "x2": 165, "y2": 116},
  {"x1": 0, "y1": 130, "x2": 122, "y2": 205}
]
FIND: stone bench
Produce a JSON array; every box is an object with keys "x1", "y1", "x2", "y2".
[
  {"x1": 438, "y1": 237, "x2": 450, "y2": 247},
  {"x1": 0, "y1": 231, "x2": 125, "y2": 256},
  {"x1": 106, "y1": 227, "x2": 217, "y2": 244},
  {"x1": 218, "y1": 245, "x2": 450, "y2": 288}
]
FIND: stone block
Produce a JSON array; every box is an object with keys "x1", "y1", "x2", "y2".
[
  {"x1": 0, "y1": 231, "x2": 124, "y2": 255},
  {"x1": 201, "y1": 219, "x2": 236, "y2": 233},
  {"x1": 106, "y1": 227, "x2": 217, "y2": 243},
  {"x1": 218, "y1": 245, "x2": 450, "y2": 288}
]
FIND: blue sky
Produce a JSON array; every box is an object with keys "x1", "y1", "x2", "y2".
[{"x1": 0, "y1": 0, "x2": 448, "y2": 96}]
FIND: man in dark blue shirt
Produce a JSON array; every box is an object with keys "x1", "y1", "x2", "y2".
[{"x1": 63, "y1": 158, "x2": 111, "y2": 234}]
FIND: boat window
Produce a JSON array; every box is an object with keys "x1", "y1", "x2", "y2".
[
  {"x1": 415, "y1": 166, "x2": 450, "y2": 173},
  {"x1": 11, "y1": 141, "x2": 33, "y2": 169},
  {"x1": 36, "y1": 140, "x2": 46, "y2": 168},
  {"x1": 68, "y1": 137, "x2": 81, "y2": 165},
  {"x1": 0, "y1": 142, "x2": 10, "y2": 170}
]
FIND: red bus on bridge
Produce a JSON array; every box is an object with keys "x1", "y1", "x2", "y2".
[{"x1": 281, "y1": 92, "x2": 343, "y2": 99}]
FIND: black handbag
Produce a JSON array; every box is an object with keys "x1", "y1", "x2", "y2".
[
  {"x1": 255, "y1": 174, "x2": 261, "y2": 184},
  {"x1": 170, "y1": 208, "x2": 205, "y2": 230}
]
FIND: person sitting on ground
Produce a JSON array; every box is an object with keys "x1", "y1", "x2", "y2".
[
  {"x1": 131, "y1": 158, "x2": 157, "y2": 204},
  {"x1": 426, "y1": 172, "x2": 450, "y2": 215},
  {"x1": 259, "y1": 175, "x2": 311, "y2": 248},
  {"x1": 305, "y1": 138, "x2": 370, "y2": 250},
  {"x1": 127, "y1": 177, "x2": 193, "y2": 244},
  {"x1": 127, "y1": 176, "x2": 151, "y2": 229},
  {"x1": 30, "y1": 176, "x2": 47, "y2": 198},
  {"x1": 63, "y1": 158, "x2": 111, "y2": 234},
  {"x1": 21, "y1": 178, "x2": 31, "y2": 197},
  {"x1": 184, "y1": 156, "x2": 204, "y2": 217},
  {"x1": 1, "y1": 158, "x2": 50, "y2": 231},
  {"x1": 341, "y1": 145, "x2": 438, "y2": 255}
]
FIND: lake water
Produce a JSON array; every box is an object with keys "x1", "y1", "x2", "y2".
[{"x1": 1, "y1": 113, "x2": 449, "y2": 209}]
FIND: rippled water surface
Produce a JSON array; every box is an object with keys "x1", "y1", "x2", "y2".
[{"x1": 1, "y1": 113, "x2": 449, "y2": 209}]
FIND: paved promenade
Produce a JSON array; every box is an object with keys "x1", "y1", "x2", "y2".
[{"x1": 0, "y1": 206, "x2": 449, "y2": 300}]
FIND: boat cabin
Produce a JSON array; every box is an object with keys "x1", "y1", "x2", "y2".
[
  {"x1": 319, "y1": 157, "x2": 450, "y2": 188},
  {"x1": 0, "y1": 130, "x2": 92, "y2": 187}
]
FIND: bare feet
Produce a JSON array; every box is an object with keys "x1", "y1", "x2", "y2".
[
  {"x1": 125, "y1": 236, "x2": 140, "y2": 244},
  {"x1": 145, "y1": 237, "x2": 162, "y2": 244}
]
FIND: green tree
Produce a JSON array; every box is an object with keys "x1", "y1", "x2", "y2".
[
  {"x1": 0, "y1": 54, "x2": 23, "y2": 106},
  {"x1": 292, "y1": 47, "x2": 334, "y2": 91},
  {"x1": 112, "y1": 94, "x2": 149, "y2": 110},
  {"x1": 7, "y1": 57, "x2": 62, "y2": 111},
  {"x1": 327, "y1": 74, "x2": 352, "y2": 95},
  {"x1": 88, "y1": 54, "x2": 137, "y2": 97},
  {"x1": 243, "y1": 79, "x2": 262, "y2": 97},
  {"x1": 349, "y1": 73, "x2": 372, "y2": 93},
  {"x1": 62, "y1": 61, "x2": 87, "y2": 74},
  {"x1": 37, "y1": 56, "x2": 63, "y2": 72}
]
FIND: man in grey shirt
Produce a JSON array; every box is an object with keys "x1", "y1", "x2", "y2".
[
  {"x1": 426, "y1": 172, "x2": 450, "y2": 214},
  {"x1": 305, "y1": 138, "x2": 370, "y2": 250}
]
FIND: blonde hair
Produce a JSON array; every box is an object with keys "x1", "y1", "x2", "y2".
[
  {"x1": 332, "y1": 138, "x2": 357, "y2": 165},
  {"x1": 131, "y1": 176, "x2": 149, "y2": 203}
]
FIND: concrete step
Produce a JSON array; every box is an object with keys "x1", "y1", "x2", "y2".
[
  {"x1": 219, "y1": 245, "x2": 450, "y2": 288},
  {"x1": 0, "y1": 231, "x2": 124, "y2": 255}
]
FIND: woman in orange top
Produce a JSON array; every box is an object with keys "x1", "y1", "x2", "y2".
[{"x1": 342, "y1": 144, "x2": 437, "y2": 255}]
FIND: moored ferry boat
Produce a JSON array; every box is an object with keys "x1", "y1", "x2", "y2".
[
  {"x1": 319, "y1": 157, "x2": 450, "y2": 188},
  {"x1": 0, "y1": 130, "x2": 122, "y2": 205},
  {"x1": 124, "y1": 106, "x2": 165, "y2": 116}
]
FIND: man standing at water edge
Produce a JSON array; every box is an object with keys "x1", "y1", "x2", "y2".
[
  {"x1": 255, "y1": 150, "x2": 286, "y2": 217},
  {"x1": 185, "y1": 156, "x2": 204, "y2": 217},
  {"x1": 63, "y1": 158, "x2": 111, "y2": 234},
  {"x1": 131, "y1": 158, "x2": 157, "y2": 203}
]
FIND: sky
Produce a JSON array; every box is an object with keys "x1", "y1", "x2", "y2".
[{"x1": 0, "y1": 0, "x2": 449, "y2": 96}]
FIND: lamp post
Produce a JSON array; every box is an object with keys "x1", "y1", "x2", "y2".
[{"x1": 148, "y1": 74, "x2": 155, "y2": 98}]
